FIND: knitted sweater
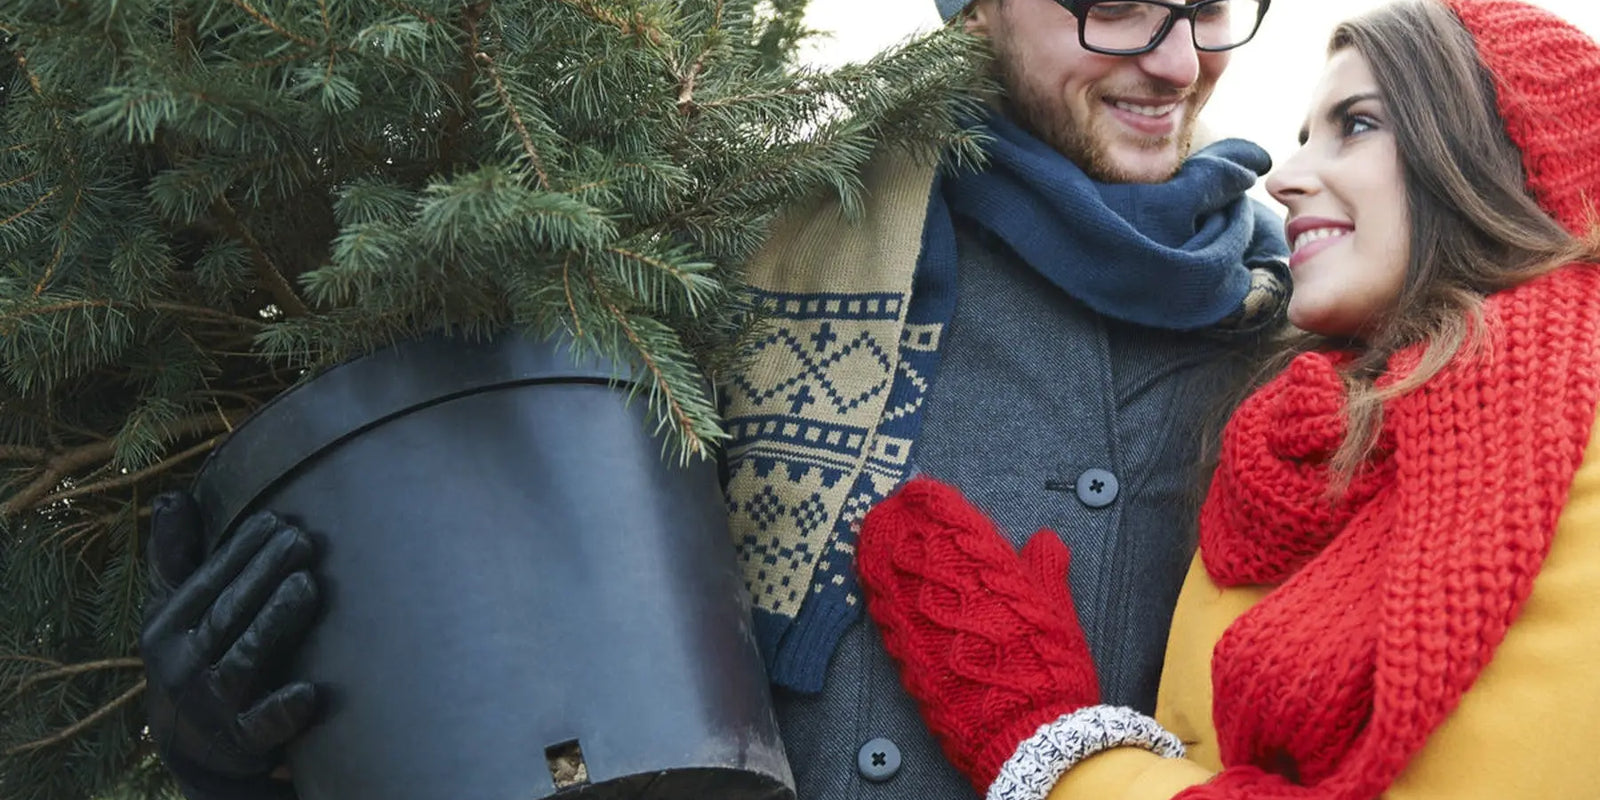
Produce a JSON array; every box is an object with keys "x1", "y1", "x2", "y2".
[{"x1": 721, "y1": 153, "x2": 939, "y2": 690}]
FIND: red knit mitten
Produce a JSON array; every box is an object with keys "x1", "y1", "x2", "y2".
[{"x1": 857, "y1": 477, "x2": 1100, "y2": 793}]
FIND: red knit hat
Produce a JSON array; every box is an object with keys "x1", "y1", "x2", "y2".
[{"x1": 1447, "y1": 0, "x2": 1600, "y2": 233}]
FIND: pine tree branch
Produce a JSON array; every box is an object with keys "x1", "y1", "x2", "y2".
[
  {"x1": 149, "y1": 302, "x2": 267, "y2": 330},
  {"x1": 1, "y1": 414, "x2": 237, "y2": 517},
  {"x1": 46, "y1": 510, "x2": 131, "y2": 554},
  {"x1": 8, "y1": 42, "x2": 83, "y2": 311},
  {"x1": 0, "y1": 170, "x2": 41, "y2": 190},
  {"x1": 35, "y1": 434, "x2": 223, "y2": 508},
  {"x1": 677, "y1": 51, "x2": 708, "y2": 113},
  {"x1": 474, "y1": 51, "x2": 550, "y2": 189},
  {"x1": 605, "y1": 245, "x2": 709, "y2": 308},
  {"x1": 45, "y1": 416, "x2": 109, "y2": 447},
  {"x1": 8, "y1": 43, "x2": 44, "y2": 96},
  {"x1": 551, "y1": 0, "x2": 665, "y2": 45},
  {"x1": 0, "y1": 186, "x2": 60, "y2": 228},
  {"x1": 239, "y1": 52, "x2": 306, "y2": 71},
  {"x1": 7, "y1": 658, "x2": 144, "y2": 701},
  {"x1": 563, "y1": 256, "x2": 585, "y2": 337},
  {"x1": 439, "y1": 1, "x2": 490, "y2": 168},
  {"x1": 0, "y1": 298, "x2": 110, "y2": 328},
  {"x1": 3, "y1": 442, "x2": 117, "y2": 518},
  {"x1": 228, "y1": 0, "x2": 318, "y2": 48},
  {"x1": 666, "y1": 140, "x2": 826, "y2": 228},
  {"x1": 689, "y1": 85, "x2": 812, "y2": 111},
  {"x1": 197, "y1": 389, "x2": 271, "y2": 411},
  {"x1": 377, "y1": 0, "x2": 439, "y2": 24},
  {"x1": 676, "y1": 0, "x2": 723, "y2": 113},
  {"x1": 3, "y1": 679, "x2": 146, "y2": 757},
  {"x1": 212, "y1": 199, "x2": 310, "y2": 317},
  {"x1": 0, "y1": 445, "x2": 48, "y2": 462},
  {"x1": 172, "y1": 9, "x2": 197, "y2": 59},
  {"x1": 0, "y1": 300, "x2": 263, "y2": 331},
  {"x1": 320, "y1": 10, "x2": 339, "y2": 87},
  {"x1": 12, "y1": 178, "x2": 90, "y2": 297},
  {"x1": 0, "y1": 655, "x2": 63, "y2": 668},
  {"x1": 589, "y1": 276, "x2": 705, "y2": 458}
]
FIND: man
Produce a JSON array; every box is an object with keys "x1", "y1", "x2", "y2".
[
  {"x1": 720, "y1": 0, "x2": 1284, "y2": 797},
  {"x1": 138, "y1": 1, "x2": 1287, "y2": 798}
]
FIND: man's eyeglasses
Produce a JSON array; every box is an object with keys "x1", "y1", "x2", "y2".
[{"x1": 1058, "y1": 0, "x2": 1271, "y2": 57}]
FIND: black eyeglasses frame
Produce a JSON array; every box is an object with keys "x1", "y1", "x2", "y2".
[{"x1": 1057, "y1": 0, "x2": 1272, "y2": 57}]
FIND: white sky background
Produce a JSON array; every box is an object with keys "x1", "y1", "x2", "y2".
[{"x1": 799, "y1": 1, "x2": 1600, "y2": 202}]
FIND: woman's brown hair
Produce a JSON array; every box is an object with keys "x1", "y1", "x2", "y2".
[{"x1": 1273, "y1": 0, "x2": 1600, "y2": 479}]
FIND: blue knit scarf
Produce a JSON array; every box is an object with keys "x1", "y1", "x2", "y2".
[
  {"x1": 770, "y1": 113, "x2": 1288, "y2": 692},
  {"x1": 943, "y1": 111, "x2": 1289, "y2": 330}
]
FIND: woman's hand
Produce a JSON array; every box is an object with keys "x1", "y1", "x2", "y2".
[{"x1": 857, "y1": 476, "x2": 1102, "y2": 794}]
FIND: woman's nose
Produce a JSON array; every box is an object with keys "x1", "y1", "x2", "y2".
[{"x1": 1265, "y1": 149, "x2": 1321, "y2": 210}]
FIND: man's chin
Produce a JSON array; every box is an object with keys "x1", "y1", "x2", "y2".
[
  {"x1": 1017, "y1": 103, "x2": 1194, "y2": 184},
  {"x1": 1087, "y1": 143, "x2": 1186, "y2": 184}
]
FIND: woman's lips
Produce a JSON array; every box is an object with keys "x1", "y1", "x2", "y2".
[{"x1": 1285, "y1": 217, "x2": 1356, "y2": 270}]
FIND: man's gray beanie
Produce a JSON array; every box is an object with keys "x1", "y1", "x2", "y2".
[{"x1": 934, "y1": 0, "x2": 970, "y2": 21}]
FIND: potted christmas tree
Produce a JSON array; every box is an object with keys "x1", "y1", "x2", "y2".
[{"x1": 0, "y1": 3, "x2": 985, "y2": 799}]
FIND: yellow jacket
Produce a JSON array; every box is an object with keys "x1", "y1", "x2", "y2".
[{"x1": 1045, "y1": 407, "x2": 1600, "y2": 800}]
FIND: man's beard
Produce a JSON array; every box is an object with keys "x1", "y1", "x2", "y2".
[{"x1": 992, "y1": 36, "x2": 1202, "y2": 183}]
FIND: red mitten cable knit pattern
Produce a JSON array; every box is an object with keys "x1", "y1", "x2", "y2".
[{"x1": 857, "y1": 477, "x2": 1099, "y2": 793}]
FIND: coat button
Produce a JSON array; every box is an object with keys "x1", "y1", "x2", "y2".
[
  {"x1": 1075, "y1": 468, "x2": 1119, "y2": 508},
  {"x1": 857, "y1": 737, "x2": 901, "y2": 782}
]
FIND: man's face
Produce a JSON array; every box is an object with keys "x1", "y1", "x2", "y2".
[{"x1": 968, "y1": 0, "x2": 1232, "y2": 183}]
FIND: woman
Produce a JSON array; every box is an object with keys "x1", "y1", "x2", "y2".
[{"x1": 856, "y1": 1, "x2": 1600, "y2": 798}]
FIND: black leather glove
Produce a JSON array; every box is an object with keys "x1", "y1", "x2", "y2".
[{"x1": 141, "y1": 491, "x2": 321, "y2": 800}]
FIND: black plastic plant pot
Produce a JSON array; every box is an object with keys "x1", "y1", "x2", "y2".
[{"x1": 190, "y1": 334, "x2": 794, "y2": 800}]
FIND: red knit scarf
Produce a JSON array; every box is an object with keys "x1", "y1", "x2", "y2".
[{"x1": 1180, "y1": 262, "x2": 1600, "y2": 799}]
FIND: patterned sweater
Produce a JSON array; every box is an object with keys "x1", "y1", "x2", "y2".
[{"x1": 722, "y1": 152, "x2": 941, "y2": 691}]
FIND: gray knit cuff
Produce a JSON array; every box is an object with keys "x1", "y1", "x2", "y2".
[{"x1": 985, "y1": 705, "x2": 1187, "y2": 800}]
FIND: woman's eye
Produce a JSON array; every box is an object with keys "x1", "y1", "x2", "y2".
[{"x1": 1342, "y1": 114, "x2": 1378, "y2": 137}]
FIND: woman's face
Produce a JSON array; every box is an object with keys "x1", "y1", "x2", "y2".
[{"x1": 1266, "y1": 48, "x2": 1410, "y2": 339}]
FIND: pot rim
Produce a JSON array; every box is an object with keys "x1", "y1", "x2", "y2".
[{"x1": 192, "y1": 333, "x2": 639, "y2": 537}]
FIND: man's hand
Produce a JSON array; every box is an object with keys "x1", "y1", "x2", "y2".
[{"x1": 140, "y1": 492, "x2": 321, "y2": 800}]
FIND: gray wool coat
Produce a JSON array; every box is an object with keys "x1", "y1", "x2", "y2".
[{"x1": 771, "y1": 218, "x2": 1267, "y2": 800}]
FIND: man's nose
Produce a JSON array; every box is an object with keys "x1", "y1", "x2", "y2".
[{"x1": 1136, "y1": 18, "x2": 1201, "y2": 87}]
